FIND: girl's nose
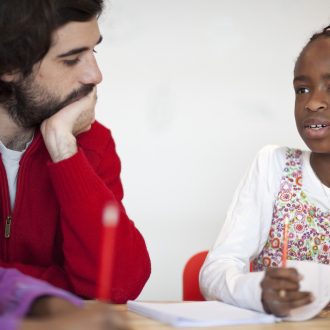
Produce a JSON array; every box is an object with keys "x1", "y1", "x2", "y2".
[{"x1": 305, "y1": 90, "x2": 328, "y2": 112}]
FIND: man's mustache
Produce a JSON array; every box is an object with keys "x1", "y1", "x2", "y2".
[{"x1": 56, "y1": 84, "x2": 95, "y2": 111}]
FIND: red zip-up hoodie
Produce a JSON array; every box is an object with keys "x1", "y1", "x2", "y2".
[{"x1": 0, "y1": 121, "x2": 151, "y2": 303}]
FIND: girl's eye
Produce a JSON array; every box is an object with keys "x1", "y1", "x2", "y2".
[
  {"x1": 296, "y1": 87, "x2": 310, "y2": 94},
  {"x1": 63, "y1": 58, "x2": 80, "y2": 66}
]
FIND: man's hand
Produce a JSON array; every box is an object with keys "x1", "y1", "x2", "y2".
[
  {"x1": 22, "y1": 302, "x2": 130, "y2": 330},
  {"x1": 261, "y1": 267, "x2": 313, "y2": 317},
  {"x1": 40, "y1": 88, "x2": 97, "y2": 162}
]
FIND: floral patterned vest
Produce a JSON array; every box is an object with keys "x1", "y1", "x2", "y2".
[{"x1": 252, "y1": 148, "x2": 330, "y2": 271}]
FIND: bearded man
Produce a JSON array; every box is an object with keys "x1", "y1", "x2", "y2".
[{"x1": 0, "y1": 0, "x2": 151, "y2": 303}]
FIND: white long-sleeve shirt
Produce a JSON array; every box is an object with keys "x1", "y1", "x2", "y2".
[{"x1": 200, "y1": 145, "x2": 330, "y2": 312}]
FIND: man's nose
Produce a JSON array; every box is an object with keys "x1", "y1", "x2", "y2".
[{"x1": 79, "y1": 54, "x2": 103, "y2": 86}]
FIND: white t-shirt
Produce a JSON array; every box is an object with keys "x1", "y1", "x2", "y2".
[
  {"x1": 0, "y1": 140, "x2": 32, "y2": 210},
  {"x1": 200, "y1": 145, "x2": 330, "y2": 312}
]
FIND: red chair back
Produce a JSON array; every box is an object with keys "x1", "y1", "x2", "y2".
[{"x1": 182, "y1": 251, "x2": 208, "y2": 301}]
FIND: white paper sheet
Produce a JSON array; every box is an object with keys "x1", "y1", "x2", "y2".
[
  {"x1": 128, "y1": 260, "x2": 330, "y2": 327},
  {"x1": 284, "y1": 260, "x2": 330, "y2": 321},
  {"x1": 128, "y1": 301, "x2": 276, "y2": 327}
]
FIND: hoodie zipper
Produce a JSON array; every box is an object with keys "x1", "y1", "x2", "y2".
[
  {"x1": 0, "y1": 158, "x2": 11, "y2": 260},
  {"x1": 4, "y1": 216, "x2": 12, "y2": 238},
  {"x1": 1, "y1": 131, "x2": 42, "y2": 260}
]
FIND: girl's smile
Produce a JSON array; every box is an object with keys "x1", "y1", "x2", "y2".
[
  {"x1": 303, "y1": 118, "x2": 330, "y2": 135},
  {"x1": 303, "y1": 120, "x2": 330, "y2": 139}
]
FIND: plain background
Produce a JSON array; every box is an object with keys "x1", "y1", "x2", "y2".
[{"x1": 95, "y1": 0, "x2": 330, "y2": 300}]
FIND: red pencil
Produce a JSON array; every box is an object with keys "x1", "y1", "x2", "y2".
[
  {"x1": 97, "y1": 203, "x2": 119, "y2": 301},
  {"x1": 282, "y1": 216, "x2": 289, "y2": 267}
]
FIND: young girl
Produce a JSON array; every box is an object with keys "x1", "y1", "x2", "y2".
[{"x1": 200, "y1": 25, "x2": 330, "y2": 317}]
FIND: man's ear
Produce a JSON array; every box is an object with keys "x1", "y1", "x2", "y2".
[{"x1": 1, "y1": 72, "x2": 19, "y2": 82}]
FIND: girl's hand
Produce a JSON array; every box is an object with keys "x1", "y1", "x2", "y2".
[{"x1": 260, "y1": 267, "x2": 313, "y2": 317}]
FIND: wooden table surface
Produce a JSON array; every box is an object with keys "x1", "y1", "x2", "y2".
[{"x1": 114, "y1": 304, "x2": 330, "y2": 330}]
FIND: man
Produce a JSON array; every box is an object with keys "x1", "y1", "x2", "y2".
[
  {"x1": 1, "y1": 268, "x2": 128, "y2": 330},
  {"x1": 0, "y1": 0, "x2": 151, "y2": 302}
]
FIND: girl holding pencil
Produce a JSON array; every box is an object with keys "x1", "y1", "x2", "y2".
[{"x1": 200, "y1": 25, "x2": 330, "y2": 317}]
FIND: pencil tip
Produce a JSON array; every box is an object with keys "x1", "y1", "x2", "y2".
[{"x1": 103, "y1": 204, "x2": 119, "y2": 226}]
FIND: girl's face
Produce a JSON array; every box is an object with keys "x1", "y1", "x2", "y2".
[{"x1": 294, "y1": 36, "x2": 330, "y2": 153}]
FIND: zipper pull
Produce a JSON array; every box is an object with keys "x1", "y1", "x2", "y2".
[{"x1": 5, "y1": 216, "x2": 12, "y2": 238}]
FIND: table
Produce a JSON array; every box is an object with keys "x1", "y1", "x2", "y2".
[{"x1": 114, "y1": 305, "x2": 330, "y2": 330}]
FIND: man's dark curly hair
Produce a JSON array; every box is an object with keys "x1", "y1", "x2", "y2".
[{"x1": 0, "y1": 0, "x2": 104, "y2": 101}]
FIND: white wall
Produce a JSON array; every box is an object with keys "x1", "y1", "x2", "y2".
[{"x1": 96, "y1": 0, "x2": 330, "y2": 300}]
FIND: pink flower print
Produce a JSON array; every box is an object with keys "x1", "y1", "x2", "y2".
[
  {"x1": 304, "y1": 232, "x2": 311, "y2": 239},
  {"x1": 289, "y1": 232, "x2": 295, "y2": 240},
  {"x1": 262, "y1": 257, "x2": 271, "y2": 267},
  {"x1": 253, "y1": 148, "x2": 330, "y2": 269},
  {"x1": 271, "y1": 238, "x2": 280, "y2": 248},
  {"x1": 280, "y1": 192, "x2": 292, "y2": 202},
  {"x1": 295, "y1": 213, "x2": 305, "y2": 222},
  {"x1": 295, "y1": 223, "x2": 304, "y2": 233},
  {"x1": 295, "y1": 202, "x2": 303, "y2": 212},
  {"x1": 280, "y1": 182, "x2": 292, "y2": 193}
]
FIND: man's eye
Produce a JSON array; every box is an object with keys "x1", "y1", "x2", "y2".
[
  {"x1": 63, "y1": 58, "x2": 80, "y2": 66},
  {"x1": 296, "y1": 87, "x2": 310, "y2": 94}
]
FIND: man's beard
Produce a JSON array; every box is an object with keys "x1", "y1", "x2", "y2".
[{"x1": 4, "y1": 75, "x2": 94, "y2": 128}]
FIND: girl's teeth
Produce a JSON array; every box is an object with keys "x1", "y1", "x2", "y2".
[{"x1": 308, "y1": 124, "x2": 327, "y2": 129}]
